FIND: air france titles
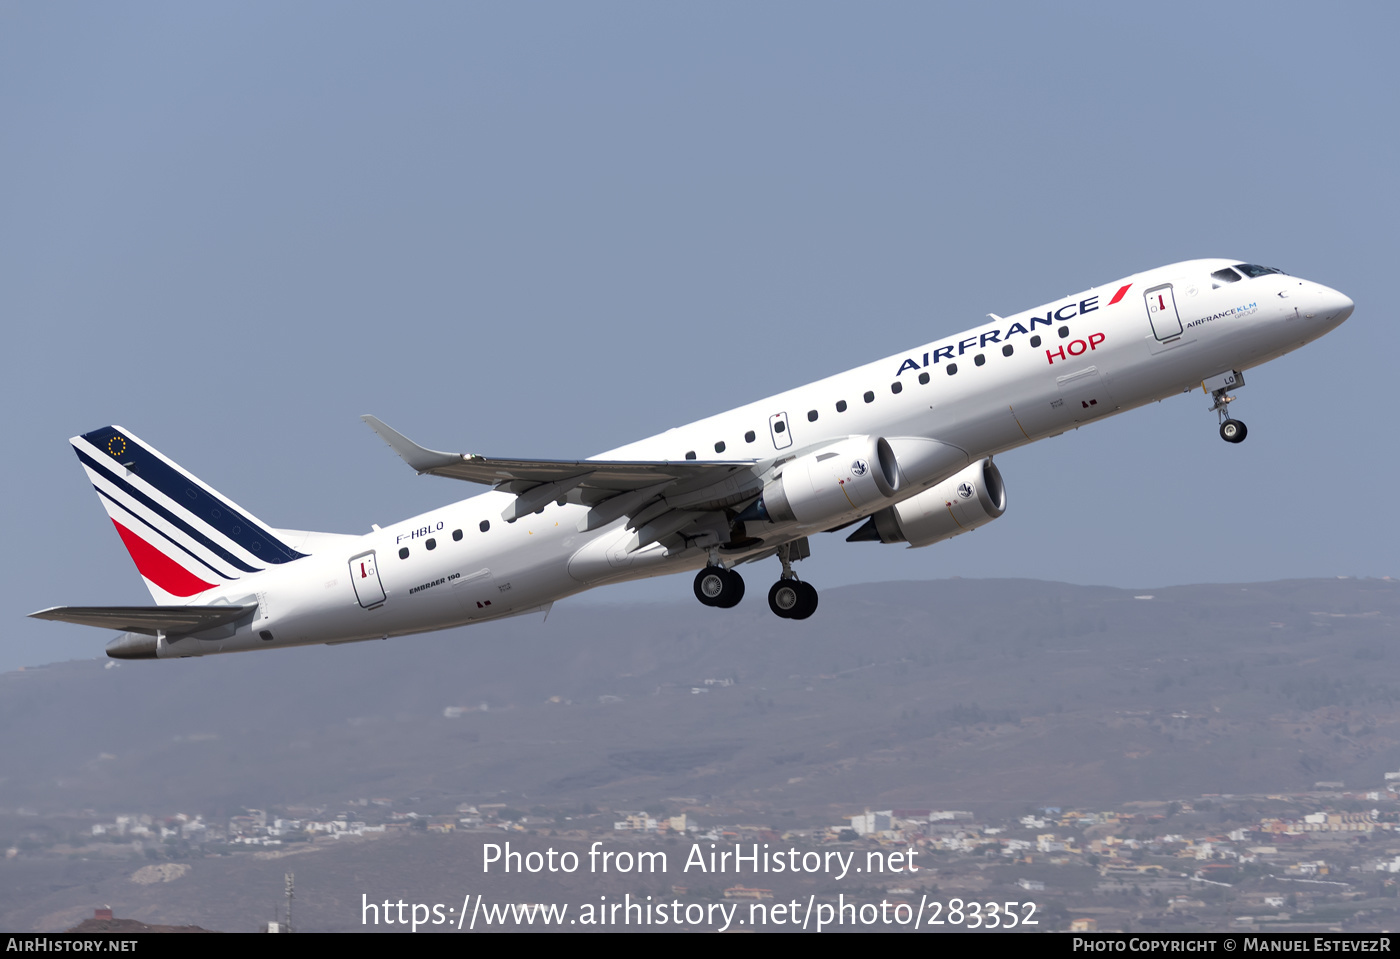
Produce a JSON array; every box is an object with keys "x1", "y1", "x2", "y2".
[
  {"x1": 1188, "y1": 301, "x2": 1258, "y2": 329},
  {"x1": 895, "y1": 295, "x2": 1101, "y2": 377}
]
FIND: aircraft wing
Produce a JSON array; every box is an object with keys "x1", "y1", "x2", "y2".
[
  {"x1": 29, "y1": 604, "x2": 258, "y2": 635},
  {"x1": 361, "y1": 415, "x2": 756, "y2": 493},
  {"x1": 361, "y1": 414, "x2": 771, "y2": 536}
]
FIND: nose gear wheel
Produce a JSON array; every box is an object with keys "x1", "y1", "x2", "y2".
[{"x1": 1219, "y1": 419, "x2": 1247, "y2": 443}]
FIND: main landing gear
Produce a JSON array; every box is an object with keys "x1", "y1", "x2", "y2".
[
  {"x1": 1205, "y1": 370, "x2": 1248, "y2": 445},
  {"x1": 692, "y1": 542, "x2": 820, "y2": 619},
  {"x1": 693, "y1": 565, "x2": 744, "y2": 608},
  {"x1": 768, "y1": 579, "x2": 817, "y2": 620},
  {"x1": 768, "y1": 541, "x2": 817, "y2": 620}
]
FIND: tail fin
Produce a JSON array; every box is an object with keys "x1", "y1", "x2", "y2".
[{"x1": 72, "y1": 426, "x2": 306, "y2": 604}]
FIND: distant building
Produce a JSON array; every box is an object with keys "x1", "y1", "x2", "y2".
[
  {"x1": 1300, "y1": 812, "x2": 1376, "y2": 833},
  {"x1": 614, "y1": 812, "x2": 658, "y2": 832},
  {"x1": 849, "y1": 810, "x2": 893, "y2": 836}
]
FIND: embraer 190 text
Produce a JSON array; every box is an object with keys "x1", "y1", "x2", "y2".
[{"x1": 32, "y1": 259, "x2": 1353, "y2": 659}]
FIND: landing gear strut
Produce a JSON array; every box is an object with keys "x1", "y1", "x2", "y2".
[
  {"x1": 768, "y1": 542, "x2": 818, "y2": 620},
  {"x1": 1205, "y1": 370, "x2": 1248, "y2": 444}
]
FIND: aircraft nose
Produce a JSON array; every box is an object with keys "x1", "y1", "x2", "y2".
[
  {"x1": 1317, "y1": 286, "x2": 1354, "y2": 325},
  {"x1": 1331, "y1": 291, "x2": 1354, "y2": 323}
]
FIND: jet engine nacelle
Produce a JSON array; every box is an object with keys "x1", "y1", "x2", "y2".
[
  {"x1": 741, "y1": 435, "x2": 901, "y2": 527},
  {"x1": 849, "y1": 458, "x2": 1006, "y2": 548}
]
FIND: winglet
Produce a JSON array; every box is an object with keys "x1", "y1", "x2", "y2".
[{"x1": 360, "y1": 415, "x2": 464, "y2": 473}]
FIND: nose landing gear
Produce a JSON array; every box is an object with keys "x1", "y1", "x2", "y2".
[{"x1": 1205, "y1": 370, "x2": 1248, "y2": 444}]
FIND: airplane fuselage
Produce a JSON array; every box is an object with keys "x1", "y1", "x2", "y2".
[{"x1": 84, "y1": 258, "x2": 1353, "y2": 658}]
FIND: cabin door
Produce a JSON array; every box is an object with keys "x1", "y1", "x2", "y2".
[
  {"x1": 349, "y1": 551, "x2": 386, "y2": 609},
  {"x1": 768, "y1": 412, "x2": 792, "y2": 450},
  {"x1": 1143, "y1": 284, "x2": 1184, "y2": 341}
]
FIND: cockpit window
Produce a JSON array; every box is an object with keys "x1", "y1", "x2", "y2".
[
  {"x1": 1234, "y1": 263, "x2": 1285, "y2": 278},
  {"x1": 1211, "y1": 267, "x2": 1241, "y2": 287}
]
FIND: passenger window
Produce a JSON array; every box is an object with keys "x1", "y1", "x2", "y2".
[
  {"x1": 1058, "y1": 326, "x2": 1069, "y2": 338},
  {"x1": 863, "y1": 391, "x2": 875, "y2": 404},
  {"x1": 774, "y1": 421, "x2": 786, "y2": 433},
  {"x1": 398, "y1": 547, "x2": 409, "y2": 559},
  {"x1": 1031, "y1": 335, "x2": 1042, "y2": 348},
  {"x1": 807, "y1": 410, "x2": 818, "y2": 422},
  {"x1": 452, "y1": 529, "x2": 463, "y2": 541},
  {"x1": 685, "y1": 451, "x2": 696, "y2": 459},
  {"x1": 479, "y1": 520, "x2": 490, "y2": 532},
  {"x1": 974, "y1": 354, "x2": 985, "y2": 367},
  {"x1": 836, "y1": 400, "x2": 847, "y2": 412},
  {"x1": 745, "y1": 430, "x2": 756, "y2": 443},
  {"x1": 918, "y1": 372, "x2": 930, "y2": 385},
  {"x1": 714, "y1": 441, "x2": 726, "y2": 453},
  {"x1": 891, "y1": 381, "x2": 903, "y2": 394},
  {"x1": 1002, "y1": 344, "x2": 1013, "y2": 357},
  {"x1": 426, "y1": 538, "x2": 436, "y2": 550},
  {"x1": 946, "y1": 363, "x2": 958, "y2": 375}
]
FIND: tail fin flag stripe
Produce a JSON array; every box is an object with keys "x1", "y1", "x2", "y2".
[
  {"x1": 110, "y1": 520, "x2": 217, "y2": 597},
  {"x1": 78, "y1": 426, "x2": 306, "y2": 564},
  {"x1": 94, "y1": 486, "x2": 235, "y2": 582},
  {"x1": 76, "y1": 448, "x2": 262, "y2": 574}
]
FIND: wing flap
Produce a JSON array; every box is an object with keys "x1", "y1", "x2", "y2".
[{"x1": 29, "y1": 604, "x2": 258, "y2": 635}]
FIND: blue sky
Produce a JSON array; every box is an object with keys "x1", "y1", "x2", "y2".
[{"x1": 4, "y1": 3, "x2": 1396, "y2": 671}]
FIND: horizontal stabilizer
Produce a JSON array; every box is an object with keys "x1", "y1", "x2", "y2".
[{"x1": 29, "y1": 604, "x2": 258, "y2": 636}]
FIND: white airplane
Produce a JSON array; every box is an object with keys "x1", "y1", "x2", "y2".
[{"x1": 32, "y1": 259, "x2": 1353, "y2": 660}]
